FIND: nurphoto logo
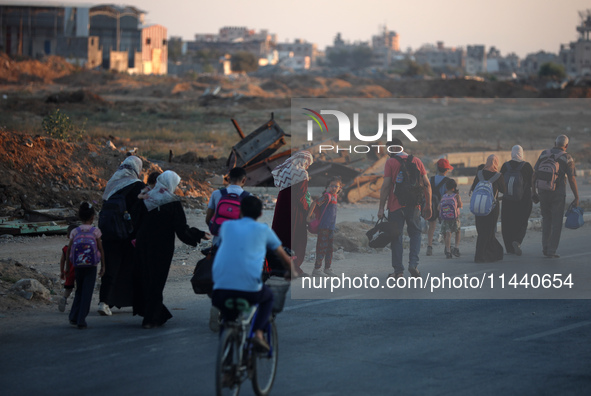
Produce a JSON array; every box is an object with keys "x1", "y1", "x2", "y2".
[{"x1": 303, "y1": 108, "x2": 418, "y2": 154}]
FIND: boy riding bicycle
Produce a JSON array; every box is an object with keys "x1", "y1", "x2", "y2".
[{"x1": 211, "y1": 196, "x2": 294, "y2": 351}]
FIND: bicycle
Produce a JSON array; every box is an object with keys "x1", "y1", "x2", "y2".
[{"x1": 215, "y1": 298, "x2": 278, "y2": 396}]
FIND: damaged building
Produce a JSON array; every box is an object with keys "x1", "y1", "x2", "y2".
[{"x1": 0, "y1": 2, "x2": 167, "y2": 74}]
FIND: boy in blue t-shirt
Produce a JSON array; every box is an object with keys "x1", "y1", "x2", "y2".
[{"x1": 212, "y1": 196, "x2": 294, "y2": 351}]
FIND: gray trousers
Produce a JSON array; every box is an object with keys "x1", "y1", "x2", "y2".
[{"x1": 539, "y1": 192, "x2": 566, "y2": 255}]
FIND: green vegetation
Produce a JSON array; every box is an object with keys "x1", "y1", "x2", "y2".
[
  {"x1": 538, "y1": 62, "x2": 566, "y2": 80},
  {"x1": 42, "y1": 109, "x2": 86, "y2": 141},
  {"x1": 231, "y1": 51, "x2": 259, "y2": 73}
]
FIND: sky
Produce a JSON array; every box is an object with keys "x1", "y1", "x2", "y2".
[{"x1": 32, "y1": 0, "x2": 591, "y2": 57}]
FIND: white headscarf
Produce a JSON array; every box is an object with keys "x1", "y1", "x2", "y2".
[
  {"x1": 143, "y1": 170, "x2": 181, "y2": 211},
  {"x1": 511, "y1": 145, "x2": 524, "y2": 162},
  {"x1": 102, "y1": 156, "x2": 143, "y2": 200},
  {"x1": 271, "y1": 151, "x2": 313, "y2": 191}
]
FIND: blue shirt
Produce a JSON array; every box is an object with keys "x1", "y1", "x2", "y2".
[{"x1": 212, "y1": 217, "x2": 282, "y2": 292}]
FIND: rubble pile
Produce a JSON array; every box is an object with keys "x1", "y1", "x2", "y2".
[{"x1": 0, "y1": 129, "x2": 213, "y2": 217}]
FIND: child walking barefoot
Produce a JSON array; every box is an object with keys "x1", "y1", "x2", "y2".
[
  {"x1": 438, "y1": 179, "x2": 462, "y2": 259},
  {"x1": 307, "y1": 177, "x2": 342, "y2": 277}
]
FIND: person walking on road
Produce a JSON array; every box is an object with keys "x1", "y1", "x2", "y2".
[
  {"x1": 378, "y1": 138, "x2": 432, "y2": 279},
  {"x1": 470, "y1": 154, "x2": 505, "y2": 263},
  {"x1": 426, "y1": 159, "x2": 453, "y2": 256},
  {"x1": 271, "y1": 151, "x2": 313, "y2": 276},
  {"x1": 532, "y1": 135, "x2": 579, "y2": 258},
  {"x1": 133, "y1": 171, "x2": 211, "y2": 328},
  {"x1": 98, "y1": 156, "x2": 145, "y2": 316},
  {"x1": 500, "y1": 145, "x2": 533, "y2": 256}
]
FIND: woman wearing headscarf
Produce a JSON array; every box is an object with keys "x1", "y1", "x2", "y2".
[
  {"x1": 132, "y1": 171, "x2": 211, "y2": 328},
  {"x1": 98, "y1": 155, "x2": 145, "y2": 316},
  {"x1": 271, "y1": 151, "x2": 313, "y2": 276},
  {"x1": 500, "y1": 145, "x2": 534, "y2": 255},
  {"x1": 470, "y1": 154, "x2": 506, "y2": 263}
]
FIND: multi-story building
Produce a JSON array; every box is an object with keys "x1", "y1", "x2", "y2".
[
  {"x1": 414, "y1": 41, "x2": 465, "y2": 72},
  {"x1": 0, "y1": 3, "x2": 101, "y2": 67},
  {"x1": 559, "y1": 11, "x2": 591, "y2": 76},
  {"x1": 466, "y1": 45, "x2": 486, "y2": 75},
  {"x1": 0, "y1": 2, "x2": 166, "y2": 74},
  {"x1": 276, "y1": 39, "x2": 317, "y2": 66}
]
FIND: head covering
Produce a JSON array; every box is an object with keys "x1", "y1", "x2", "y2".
[
  {"x1": 511, "y1": 145, "x2": 524, "y2": 162},
  {"x1": 271, "y1": 151, "x2": 313, "y2": 191},
  {"x1": 143, "y1": 170, "x2": 181, "y2": 211},
  {"x1": 484, "y1": 154, "x2": 499, "y2": 172},
  {"x1": 102, "y1": 156, "x2": 143, "y2": 200},
  {"x1": 436, "y1": 158, "x2": 454, "y2": 171}
]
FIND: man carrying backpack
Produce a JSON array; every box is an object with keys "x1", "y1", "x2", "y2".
[
  {"x1": 205, "y1": 167, "x2": 250, "y2": 247},
  {"x1": 532, "y1": 135, "x2": 579, "y2": 258},
  {"x1": 377, "y1": 138, "x2": 432, "y2": 279}
]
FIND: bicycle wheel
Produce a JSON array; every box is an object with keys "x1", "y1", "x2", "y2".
[
  {"x1": 216, "y1": 327, "x2": 241, "y2": 396},
  {"x1": 251, "y1": 319, "x2": 278, "y2": 396}
]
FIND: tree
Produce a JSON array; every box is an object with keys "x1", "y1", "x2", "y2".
[
  {"x1": 231, "y1": 51, "x2": 259, "y2": 73},
  {"x1": 538, "y1": 62, "x2": 566, "y2": 80}
]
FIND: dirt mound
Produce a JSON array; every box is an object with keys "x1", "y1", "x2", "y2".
[
  {"x1": 0, "y1": 130, "x2": 212, "y2": 217},
  {"x1": 46, "y1": 89, "x2": 107, "y2": 104},
  {"x1": 0, "y1": 258, "x2": 57, "y2": 312},
  {"x1": 0, "y1": 54, "x2": 78, "y2": 84}
]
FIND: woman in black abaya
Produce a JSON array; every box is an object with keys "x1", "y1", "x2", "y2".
[
  {"x1": 133, "y1": 171, "x2": 211, "y2": 328},
  {"x1": 470, "y1": 154, "x2": 506, "y2": 263},
  {"x1": 500, "y1": 145, "x2": 533, "y2": 255}
]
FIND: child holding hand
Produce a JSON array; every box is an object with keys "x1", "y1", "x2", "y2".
[{"x1": 307, "y1": 177, "x2": 342, "y2": 277}]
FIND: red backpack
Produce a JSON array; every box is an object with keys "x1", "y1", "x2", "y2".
[{"x1": 209, "y1": 188, "x2": 250, "y2": 236}]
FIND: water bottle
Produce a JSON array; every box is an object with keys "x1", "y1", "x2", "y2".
[{"x1": 123, "y1": 211, "x2": 134, "y2": 234}]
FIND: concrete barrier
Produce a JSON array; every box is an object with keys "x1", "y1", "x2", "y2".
[{"x1": 461, "y1": 212, "x2": 591, "y2": 238}]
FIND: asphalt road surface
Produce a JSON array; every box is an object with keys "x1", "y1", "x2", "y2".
[{"x1": 1, "y1": 225, "x2": 591, "y2": 396}]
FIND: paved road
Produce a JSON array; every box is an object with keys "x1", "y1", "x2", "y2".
[{"x1": 1, "y1": 226, "x2": 591, "y2": 395}]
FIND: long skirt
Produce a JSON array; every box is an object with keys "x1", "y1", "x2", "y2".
[
  {"x1": 501, "y1": 196, "x2": 532, "y2": 253},
  {"x1": 475, "y1": 205, "x2": 503, "y2": 263}
]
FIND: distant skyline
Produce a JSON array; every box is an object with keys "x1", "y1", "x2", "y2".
[{"x1": 32, "y1": 0, "x2": 590, "y2": 57}]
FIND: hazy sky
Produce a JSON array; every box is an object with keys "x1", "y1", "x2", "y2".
[{"x1": 36, "y1": 0, "x2": 590, "y2": 56}]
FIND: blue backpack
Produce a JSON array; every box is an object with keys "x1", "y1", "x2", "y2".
[
  {"x1": 470, "y1": 170, "x2": 501, "y2": 216},
  {"x1": 70, "y1": 227, "x2": 100, "y2": 267}
]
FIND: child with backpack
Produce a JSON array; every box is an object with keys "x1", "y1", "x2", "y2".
[
  {"x1": 307, "y1": 177, "x2": 342, "y2": 277},
  {"x1": 427, "y1": 159, "x2": 453, "y2": 256},
  {"x1": 66, "y1": 202, "x2": 105, "y2": 329},
  {"x1": 58, "y1": 225, "x2": 78, "y2": 312},
  {"x1": 205, "y1": 167, "x2": 250, "y2": 247},
  {"x1": 438, "y1": 179, "x2": 463, "y2": 259}
]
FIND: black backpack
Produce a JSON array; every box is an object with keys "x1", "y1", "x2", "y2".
[
  {"x1": 429, "y1": 176, "x2": 449, "y2": 221},
  {"x1": 392, "y1": 155, "x2": 424, "y2": 208},
  {"x1": 98, "y1": 184, "x2": 135, "y2": 241},
  {"x1": 503, "y1": 162, "x2": 525, "y2": 201}
]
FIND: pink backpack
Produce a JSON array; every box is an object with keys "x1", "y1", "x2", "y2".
[{"x1": 439, "y1": 193, "x2": 459, "y2": 220}]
